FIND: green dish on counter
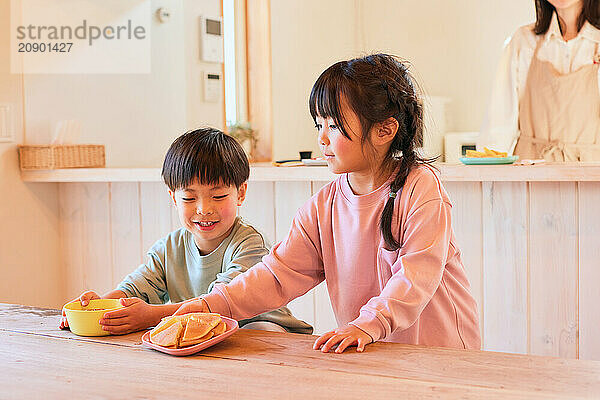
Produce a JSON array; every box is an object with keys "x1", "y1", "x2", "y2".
[{"x1": 459, "y1": 156, "x2": 519, "y2": 165}]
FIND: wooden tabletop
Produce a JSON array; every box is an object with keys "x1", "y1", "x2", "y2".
[{"x1": 2, "y1": 304, "x2": 600, "y2": 399}]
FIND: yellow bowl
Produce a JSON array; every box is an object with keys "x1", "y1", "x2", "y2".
[{"x1": 63, "y1": 298, "x2": 124, "y2": 336}]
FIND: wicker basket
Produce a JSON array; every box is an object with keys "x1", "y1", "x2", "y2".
[{"x1": 18, "y1": 145, "x2": 106, "y2": 170}]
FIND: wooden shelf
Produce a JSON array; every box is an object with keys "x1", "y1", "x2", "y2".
[{"x1": 20, "y1": 162, "x2": 600, "y2": 182}]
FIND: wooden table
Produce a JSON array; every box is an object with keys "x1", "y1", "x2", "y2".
[{"x1": 1, "y1": 304, "x2": 599, "y2": 399}]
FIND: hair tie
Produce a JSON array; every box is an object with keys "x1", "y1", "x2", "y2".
[{"x1": 389, "y1": 191, "x2": 397, "y2": 199}]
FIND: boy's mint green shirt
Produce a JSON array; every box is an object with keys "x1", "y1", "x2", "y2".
[{"x1": 117, "y1": 217, "x2": 312, "y2": 334}]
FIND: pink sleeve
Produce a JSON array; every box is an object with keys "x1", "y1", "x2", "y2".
[
  {"x1": 350, "y1": 198, "x2": 452, "y2": 342},
  {"x1": 202, "y1": 206, "x2": 325, "y2": 320}
]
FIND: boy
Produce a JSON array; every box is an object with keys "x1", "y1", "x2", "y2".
[{"x1": 60, "y1": 128, "x2": 312, "y2": 335}]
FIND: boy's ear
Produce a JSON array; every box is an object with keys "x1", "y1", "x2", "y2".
[
  {"x1": 372, "y1": 117, "x2": 399, "y2": 146},
  {"x1": 168, "y1": 190, "x2": 177, "y2": 206},
  {"x1": 237, "y1": 182, "x2": 248, "y2": 206}
]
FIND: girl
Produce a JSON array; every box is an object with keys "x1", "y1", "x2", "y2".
[
  {"x1": 176, "y1": 54, "x2": 481, "y2": 353},
  {"x1": 480, "y1": 0, "x2": 600, "y2": 161}
]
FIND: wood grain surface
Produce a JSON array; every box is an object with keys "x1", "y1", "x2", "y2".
[{"x1": 2, "y1": 304, "x2": 600, "y2": 399}]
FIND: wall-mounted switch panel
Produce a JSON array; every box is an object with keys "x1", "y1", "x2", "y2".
[{"x1": 203, "y1": 72, "x2": 222, "y2": 103}]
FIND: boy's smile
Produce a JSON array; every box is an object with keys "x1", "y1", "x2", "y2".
[
  {"x1": 194, "y1": 220, "x2": 218, "y2": 230},
  {"x1": 170, "y1": 179, "x2": 247, "y2": 255}
]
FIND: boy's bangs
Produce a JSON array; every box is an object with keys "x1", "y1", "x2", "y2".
[
  {"x1": 170, "y1": 151, "x2": 230, "y2": 189},
  {"x1": 162, "y1": 128, "x2": 249, "y2": 191},
  {"x1": 171, "y1": 148, "x2": 240, "y2": 190}
]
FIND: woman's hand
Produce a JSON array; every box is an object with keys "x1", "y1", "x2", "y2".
[
  {"x1": 313, "y1": 324, "x2": 373, "y2": 353},
  {"x1": 59, "y1": 290, "x2": 101, "y2": 330},
  {"x1": 173, "y1": 298, "x2": 210, "y2": 315},
  {"x1": 99, "y1": 298, "x2": 161, "y2": 335}
]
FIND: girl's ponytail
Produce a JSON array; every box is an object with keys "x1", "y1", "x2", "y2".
[{"x1": 379, "y1": 94, "x2": 423, "y2": 250}]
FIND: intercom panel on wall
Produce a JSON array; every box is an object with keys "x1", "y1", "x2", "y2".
[{"x1": 199, "y1": 16, "x2": 223, "y2": 63}]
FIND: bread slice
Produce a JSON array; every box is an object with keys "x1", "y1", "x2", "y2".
[
  {"x1": 150, "y1": 316, "x2": 180, "y2": 341},
  {"x1": 149, "y1": 312, "x2": 225, "y2": 348},
  {"x1": 211, "y1": 321, "x2": 227, "y2": 336},
  {"x1": 150, "y1": 319, "x2": 184, "y2": 347},
  {"x1": 179, "y1": 331, "x2": 214, "y2": 347},
  {"x1": 179, "y1": 313, "x2": 221, "y2": 345}
]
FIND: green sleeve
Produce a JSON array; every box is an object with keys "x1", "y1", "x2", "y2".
[
  {"x1": 116, "y1": 239, "x2": 169, "y2": 304},
  {"x1": 207, "y1": 232, "x2": 269, "y2": 293}
]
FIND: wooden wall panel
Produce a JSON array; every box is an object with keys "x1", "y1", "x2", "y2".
[
  {"x1": 239, "y1": 181, "x2": 276, "y2": 245},
  {"x1": 82, "y1": 183, "x2": 113, "y2": 295},
  {"x1": 579, "y1": 182, "x2": 600, "y2": 360},
  {"x1": 529, "y1": 182, "x2": 578, "y2": 358},
  {"x1": 311, "y1": 181, "x2": 330, "y2": 196},
  {"x1": 110, "y1": 183, "x2": 142, "y2": 286},
  {"x1": 444, "y1": 182, "x2": 484, "y2": 343},
  {"x1": 274, "y1": 181, "x2": 311, "y2": 242},
  {"x1": 313, "y1": 282, "x2": 337, "y2": 335},
  {"x1": 310, "y1": 180, "x2": 337, "y2": 334},
  {"x1": 59, "y1": 183, "x2": 86, "y2": 302},
  {"x1": 55, "y1": 177, "x2": 600, "y2": 360},
  {"x1": 274, "y1": 181, "x2": 314, "y2": 328},
  {"x1": 482, "y1": 182, "x2": 528, "y2": 354},
  {"x1": 139, "y1": 183, "x2": 175, "y2": 254},
  {"x1": 59, "y1": 183, "x2": 113, "y2": 298}
]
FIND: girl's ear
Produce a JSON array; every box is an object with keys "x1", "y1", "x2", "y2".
[
  {"x1": 372, "y1": 117, "x2": 399, "y2": 146},
  {"x1": 237, "y1": 182, "x2": 248, "y2": 206}
]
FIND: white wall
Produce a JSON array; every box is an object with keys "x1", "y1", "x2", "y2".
[
  {"x1": 270, "y1": 0, "x2": 534, "y2": 160},
  {"x1": 184, "y1": 0, "x2": 224, "y2": 131},
  {"x1": 0, "y1": 0, "x2": 222, "y2": 308},
  {"x1": 0, "y1": 0, "x2": 62, "y2": 308},
  {"x1": 20, "y1": 0, "x2": 223, "y2": 168}
]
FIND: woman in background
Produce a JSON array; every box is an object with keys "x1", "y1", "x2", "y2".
[{"x1": 480, "y1": 0, "x2": 600, "y2": 161}]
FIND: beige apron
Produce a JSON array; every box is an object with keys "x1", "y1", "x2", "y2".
[{"x1": 515, "y1": 40, "x2": 600, "y2": 161}]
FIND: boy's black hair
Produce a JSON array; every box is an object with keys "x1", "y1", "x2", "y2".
[{"x1": 161, "y1": 127, "x2": 250, "y2": 191}]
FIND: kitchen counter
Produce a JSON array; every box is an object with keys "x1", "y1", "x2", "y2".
[
  {"x1": 17, "y1": 162, "x2": 600, "y2": 360},
  {"x1": 2, "y1": 303, "x2": 600, "y2": 399},
  {"x1": 20, "y1": 162, "x2": 600, "y2": 182}
]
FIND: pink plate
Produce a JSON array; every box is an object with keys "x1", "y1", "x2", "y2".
[{"x1": 142, "y1": 316, "x2": 238, "y2": 356}]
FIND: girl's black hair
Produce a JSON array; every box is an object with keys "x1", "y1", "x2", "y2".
[
  {"x1": 533, "y1": 0, "x2": 600, "y2": 35},
  {"x1": 309, "y1": 53, "x2": 435, "y2": 251},
  {"x1": 161, "y1": 127, "x2": 249, "y2": 191}
]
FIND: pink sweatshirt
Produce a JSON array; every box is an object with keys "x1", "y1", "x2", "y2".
[{"x1": 203, "y1": 165, "x2": 481, "y2": 349}]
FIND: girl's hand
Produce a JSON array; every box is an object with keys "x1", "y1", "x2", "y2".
[
  {"x1": 99, "y1": 298, "x2": 159, "y2": 335},
  {"x1": 173, "y1": 298, "x2": 210, "y2": 315},
  {"x1": 313, "y1": 324, "x2": 373, "y2": 353},
  {"x1": 59, "y1": 290, "x2": 102, "y2": 329}
]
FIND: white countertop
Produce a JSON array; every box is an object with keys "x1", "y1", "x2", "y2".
[{"x1": 20, "y1": 162, "x2": 600, "y2": 182}]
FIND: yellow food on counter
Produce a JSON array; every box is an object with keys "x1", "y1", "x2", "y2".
[{"x1": 465, "y1": 148, "x2": 508, "y2": 158}]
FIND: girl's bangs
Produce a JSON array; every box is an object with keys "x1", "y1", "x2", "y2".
[
  {"x1": 309, "y1": 67, "x2": 351, "y2": 138},
  {"x1": 310, "y1": 80, "x2": 340, "y2": 120}
]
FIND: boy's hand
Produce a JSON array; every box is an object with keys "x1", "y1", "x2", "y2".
[
  {"x1": 99, "y1": 298, "x2": 159, "y2": 335},
  {"x1": 173, "y1": 298, "x2": 210, "y2": 315},
  {"x1": 78, "y1": 290, "x2": 102, "y2": 306},
  {"x1": 313, "y1": 324, "x2": 373, "y2": 353},
  {"x1": 59, "y1": 291, "x2": 101, "y2": 330}
]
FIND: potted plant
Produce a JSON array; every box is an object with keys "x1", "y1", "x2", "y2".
[{"x1": 227, "y1": 122, "x2": 257, "y2": 161}]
